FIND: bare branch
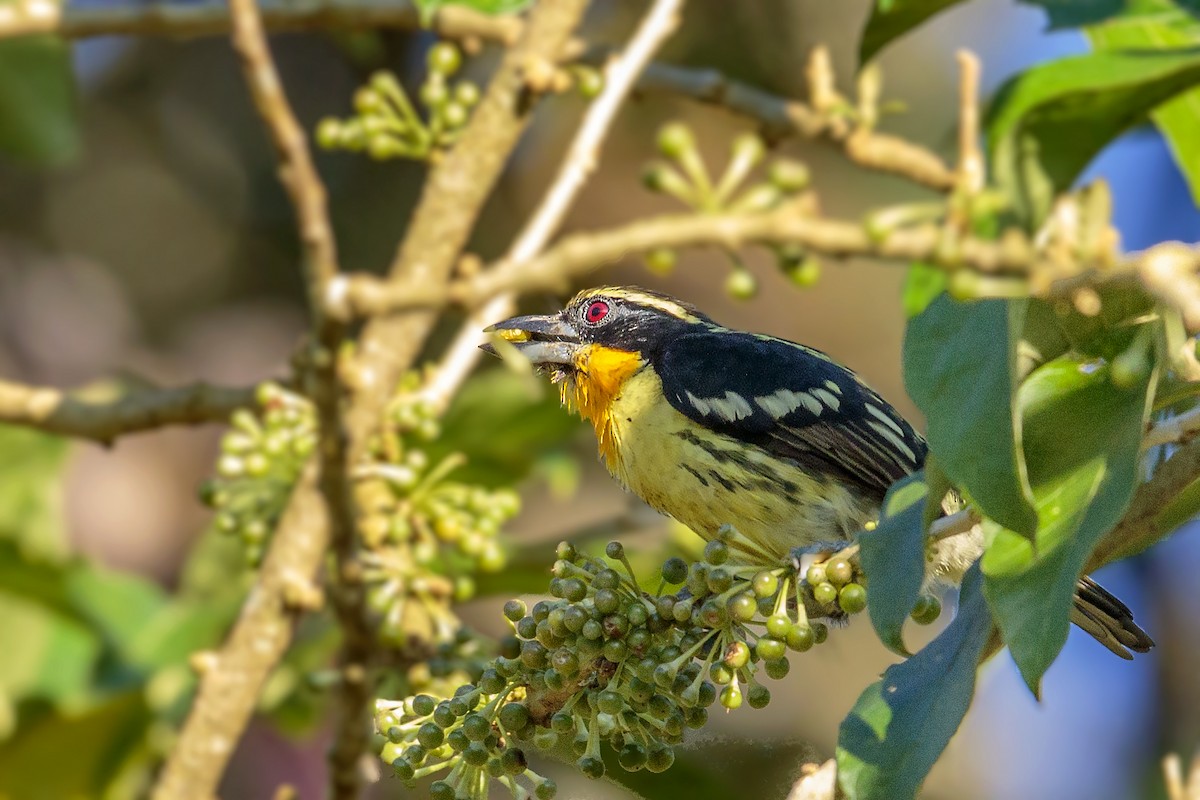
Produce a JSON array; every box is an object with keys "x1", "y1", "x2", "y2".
[
  {"x1": 329, "y1": 206, "x2": 1200, "y2": 329},
  {"x1": 1143, "y1": 404, "x2": 1200, "y2": 450},
  {"x1": 411, "y1": 0, "x2": 687, "y2": 412},
  {"x1": 0, "y1": 0, "x2": 518, "y2": 43},
  {"x1": 955, "y1": 50, "x2": 983, "y2": 194},
  {"x1": 0, "y1": 377, "x2": 257, "y2": 444}
]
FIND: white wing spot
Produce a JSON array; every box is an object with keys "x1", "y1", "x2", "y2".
[
  {"x1": 824, "y1": 380, "x2": 843, "y2": 396},
  {"x1": 865, "y1": 403, "x2": 905, "y2": 435},
  {"x1": 754, "y1": 389, "x2": 822, "y2": 418},
  {"x1": 686, "y1": 391, "x2": 712, "y2": 416},
  {"x1": 688, "y1": 390, "x2": 753, "y2": 421},
  {"x1": 811, "y1": 388, "x2": 841, "y2": 411}
]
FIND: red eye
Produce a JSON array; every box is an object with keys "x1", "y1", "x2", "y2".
[{"x1": 585, "y1": 300, "x2": 610, "y2": 324}]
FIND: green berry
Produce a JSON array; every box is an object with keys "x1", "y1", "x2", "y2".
[
  {"x1": 838, "y1": 582, "x2": 867, "y2": 614},
  {"x1": 454, "y1": 81, "x2": 481, "y2": 106},
  {"x1": 501, "y1": 746, "x2": 528, "y2": 775},
  {"x1": 578, "y1": 755, "x2": 605, "y2": 780},
  {"x1": 813, "y1": 622, "x2": 828, "y2": 644},
  {"x1": 747, "y1": 683, "x2": 771, "y2": 709},
  {"x1": 619, "y1": 742, "x2": 648, "y2": 771},
  {"x1": 765, "y1": 658, "x2": 790, "y2": 680},
  {"x1": 765, "y1": 613, "x2": 791, "y2": 639},
  {"x1": 911, "y1": 594, "x2": 942, "y2": 625},
  {"x1": 786, "y1": 255, "x2": 822, "y2": 287},
  {"x1": 646, "y1": 744, "x2": 675, "y2": 773},
  {"x1": 724, "y1": 641, "x2": 751, "y2": 669},
  {"x1": 768, "y1": 158, "x2": 811, "y2": 193},
  {"x1": 704, "y1": 539, "x2": 729, "y2": 566},
  {"x1": 719, "y1": 684, "x2": 743, "y2": 710},
  {"x1": 805, "y1": 563, "x2": 827, "y2": 586},
  {"x1": 661, "y1": 557, "x2": 688, "y2": 584},
  {"x1": 826, "y1": 557, "x2": 853, "y2": 586},
  {"x1": 813, "y1": 581, "x2": 838, "y2": 606},
  {"x1": 391, "y1": 758, "x2": 414, "y2": 780},
  {"x1": 430, "y1": 781, "x2": 454, "y2": 800},
  {"x1": 417, "y1": 722, "x2": 444, "y2": 749},
  {"x1": 535, "y1": 779, "x2": 558, "y2": 799},
  {"x1": 751, "y1": 571, "x2": 779, "y2": 598},
  {"x1": 574, "y1": 66, "x2": 604, "y2": 98},
  {"x1": 605, "y1": 541, "x2": 625, "y2": 560},
  {"x1": 645, "y1": 247, "x2": 677, "y2": 275},
  {"x1": 725, "y1": 268, "x2": 758, "y2": 300},
  {"x1": 503, "y1": 599, "x2": 526, "y2": 621},
  {"x1": 709, "y1": 662, "x2": 734, "y2": 685},
  {"x1": 411, "y1": 694, "x2": 436, "y2": 716},
  {"x1": 755, "y1": 637, "x2": 786, "y2": 661},
  {"x1": 499, "y1": 702, "x2": 530, "y2": 732},
  {"x1": 786, "y1": 623, "x2": 815, "y2": 652},
  {"x1": 427, "y1": 42, "x2": 462, "y2": 76},
  {"x1": 729, "y1": 592, "x2": 757, "y2": 622},
  {"x1": 657, "y1": 122, "x2": 696, "y2": 160}
]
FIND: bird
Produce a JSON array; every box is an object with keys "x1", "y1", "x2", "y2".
[{"x1": 482, "y1": 285, "x2": 1153, "y2": 659}]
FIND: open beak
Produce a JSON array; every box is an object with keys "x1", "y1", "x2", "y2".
[{"x1": 481, "y1": 313, "x2": 583, "y2": 368}]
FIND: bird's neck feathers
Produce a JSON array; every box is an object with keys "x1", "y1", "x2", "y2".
[{"x1": 558, "y1": 344, "x2": 646, "y2": 467}]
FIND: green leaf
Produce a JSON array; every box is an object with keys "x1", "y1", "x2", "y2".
[
  {"x1": 904, "y1": 296, "x2": 1038, "y2": 537},
  {"x1": 1086, "y1": 0, "x2": 1200, "y2": 206},
  {"x1": 66, "y1": 568, "x2": 167, "y2": 665},
  {"x1": 0, "y1": 425, "x2": 69, "y2": 560},
  {"x1": 0, "y1": 692, "x2": 151, "y2": 800},
  {"x1": 859, "y1": 472, "x2": 928, "y2": 655},
  {"x1": 0, "y1": 32, "x2": 78, "y2": 165},
  {"x1": 900, "y1": 263, "x2": 947, "y2": 319},
  {"x1": 836, "y1": 564, "x2": 995, "y2": 800},
  {"x1": 981, "y1": 355, "x2": 1154, "y2": 694},
  {"x1": 987, "y1": 46, "x2": 1200, "y2": 224},
  {"x1": 0, "y1": 593, "x2": 100, "y2": 710},
  {"x1": 414, "y1": 0, "x2": 532, "y2": 25},
  {"x1": 858, "y1": 0, "x2": 972, "y2": 65}
]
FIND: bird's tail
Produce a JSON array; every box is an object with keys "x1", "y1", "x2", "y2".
[{"x1": 1071, "y1": 575, "x2": 1155, "y2": 659}]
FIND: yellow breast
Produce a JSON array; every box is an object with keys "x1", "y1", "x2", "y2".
[{"x1": 565, "y1": 357, "x2": 878, "y2": 562}]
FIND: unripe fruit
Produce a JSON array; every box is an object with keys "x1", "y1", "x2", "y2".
[
  {"x1": 838, "y1": 582, "x2": 867, "y2": 614},
  {"x1": 427, "y1": 42, "x2": 462, "y2": 76},
  {"x1": 725, "y1": 268, "x2": 758, "y2": 300}
]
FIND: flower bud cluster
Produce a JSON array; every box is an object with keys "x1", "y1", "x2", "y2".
[
  {"x1": 199, "y1": 383, "x2": 315, "y2": 565},
  {"x1": 317, "y1": 42, "x2": 480, "y2": 161},
  {"x1": 640, "y1": 122, "x2": 816, "y2": 298}
]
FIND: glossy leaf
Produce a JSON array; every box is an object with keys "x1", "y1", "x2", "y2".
[
  {"x1": 987, "y1": 46, "x2": 1200, "y2": 223},
  {"x1": 900, "y1": 263, "x2": 947, "y2": 319},
  {"x1": 837, "y1": 565, "x2": 995, "y2": 800},
  {"x1": 0, "y1": 31, "x2": 78, "y2": 165},
  {"x1": 1086, "y1": 0, "x2": 1200, "y2": 205},
  {"x1": 904, "y1": 296, "x2": 1038, "y2": 537},
  {"x1": 982, "y1": 355, "x2": 1154, "y2": 694},
  {"x1": 859, "y1": 0, "x2": 971, "y2": 64},
  {"x1": 859, "y1": 472, "x2": 928, "y2": 655}
]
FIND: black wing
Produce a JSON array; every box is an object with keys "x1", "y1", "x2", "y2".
[{"x1": 656, "y1": 329, "x2": 926, "y2": 500}]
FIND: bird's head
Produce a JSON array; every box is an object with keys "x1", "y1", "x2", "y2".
[{"x1": 482, "y1": 286, "x2": 709, "y2": 384}]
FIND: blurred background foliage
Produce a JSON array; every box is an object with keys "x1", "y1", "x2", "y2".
[{"x1": 2, "y1": 1, "x2": 1200, "y2": 798}]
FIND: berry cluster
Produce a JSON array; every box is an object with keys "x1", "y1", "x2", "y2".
[
  {"x1": 317, "y1": 43, "x2": 480, "y2": 161},
  {"x1": 640, "y1": 122, "x2": 818, "y2": 297},
  {"x1": 375, "y1": 526, "x2": 930, "y2": 799},
  {"x1": 359, "y1": 390, "x2": 520, "y2": 646},
  {"x1": 199, "y1": 383, "x2": 315, "y2": 565}
]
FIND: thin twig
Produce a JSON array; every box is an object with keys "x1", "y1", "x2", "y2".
[
  {"x1": 955, "y1": 50, "x2": 983, "y2": 194},
  {"x1": 1143, "y1": 404, "x2": 1200, "y2": 450},
  {"x1": 930, "y1": 508, "x2": 981, "y2": 542},
  {"x1": 0, "y1": 377, "x2": 257, "y2": 444},
  {"x1": 410, "y1": 0, "x2": 687, "y2": 413}
]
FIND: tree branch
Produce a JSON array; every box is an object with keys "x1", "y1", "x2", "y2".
[
  {"x1": 327, "y1": 205, "x2": 1200, "y2": 329},
  {"x1": 0, "y1": 0, "x2": 518, "y2": 43},
  {"x1": 0, "y1": 377, "x2": 257, "y2": 444}
]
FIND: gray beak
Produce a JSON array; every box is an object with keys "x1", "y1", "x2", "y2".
[{"x1": 481, "y1": 313, "x2": 583, "y2": 367}]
